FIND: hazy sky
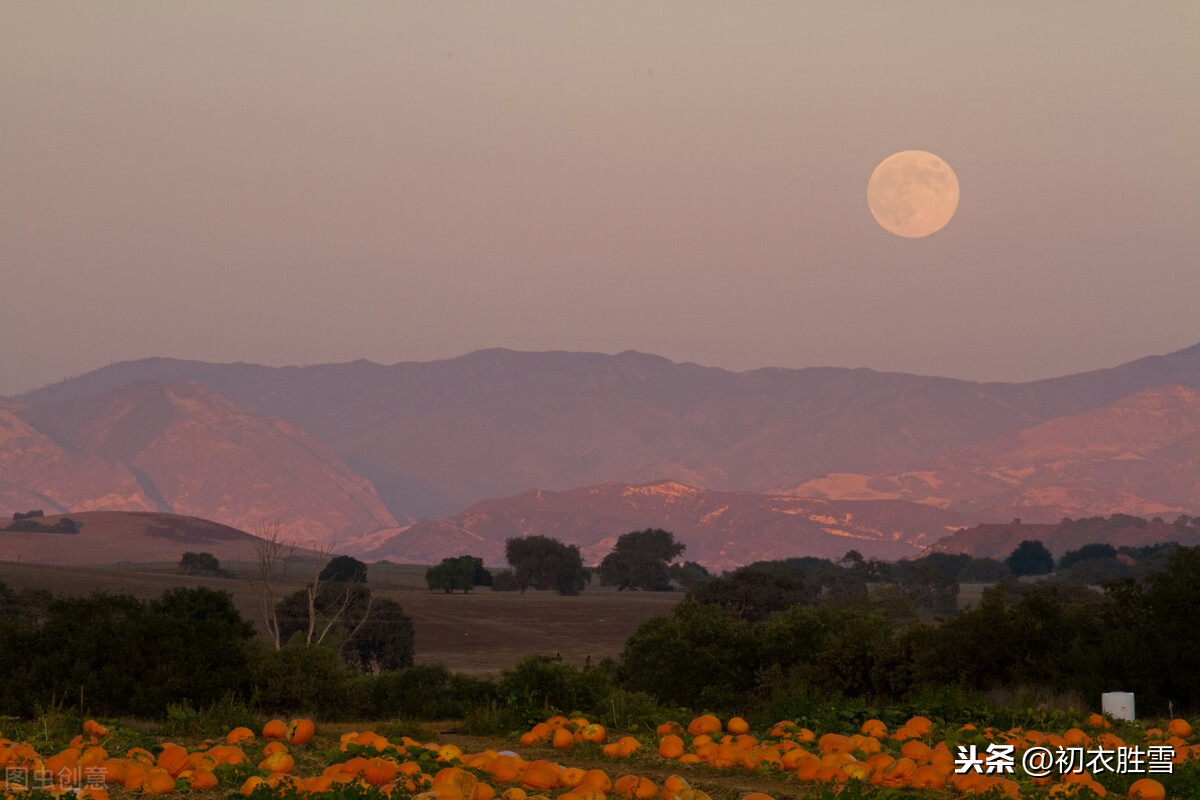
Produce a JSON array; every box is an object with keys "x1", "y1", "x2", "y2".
[{"x1": 3, "y1": 2, "x2": 1198, "y2": 397}]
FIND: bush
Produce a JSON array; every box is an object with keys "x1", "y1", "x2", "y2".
[
  {"x1": 496, "y1": 655, "x2": 614, "y2": 719},
  {"x1": 25, "y1": 588, "x2": 257, "y2": 718},
  {"x1": 249, "y1": 639, "x2": 359, "y2": 718},
  {"x1": 367, "y1": 664, "x2": 496, "y2": 719},
  {"x1": 491, "y1": 570, "x2": 520, "y2": 591},
  {"x1": 618, "y1": 599, "x2": 757, "y2": 709}
]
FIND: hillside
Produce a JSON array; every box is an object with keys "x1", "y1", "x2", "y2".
[
  {"x1": 930, "y1": 515, "x2": 1200, "y2": 560},
  {"x1": 10, "y1": 380, "x2": 397, "y2": 545},
  {"x1": 789, "y1": 385, "x2": 1200, "y2": 520},
  {"x1": 0, "y1": 510, "x2": 326, "y2": 566},
  {"x1": 5, "y1": 344, "x2": 1200, "y2": 552},
  {"x1": 351, "y1": 480, "x2": 971, "y2": 570}
]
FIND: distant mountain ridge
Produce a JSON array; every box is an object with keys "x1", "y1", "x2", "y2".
[
  {"x1": 5, "y1": 380, "x2": 396, "y2": 546},
  {"x1": 349, "y1": 479, "x2": 971, "y2": 570},
  {"x1": 5, "y1": 344, "x2": 1200, "y2": 561}
]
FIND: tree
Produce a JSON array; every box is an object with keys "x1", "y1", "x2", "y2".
[
  {"x1": 896, "y1": 559, "x2": 960, "y2": 615},
  {"x1": 275, "y1": 581, "x2": 412, "y2": 672},
  {"x1": 619, "y1": 599, "x2": 757, "y2": 708},
  {"x1": 247, "y1": 520, "x2": 296, "y2": 650},
  {"x1": 597, "y1": 528, "x2": 686, "y2": 590},
  {"x1": 1057, "y1": 543, "x2": 1117, "y2": 571},
  {"x1": 1005, "y1": 539, "x2": 1054, "y2": 576},
  {"x1": 426, "y1": 555, "x2": 488, "y2": 593},
  {"x1": 505, "y1": 536, "x2": 590, "y2": 596},
  {"x1": 958, "y1": 557, "x2": 1011, "y2": 582},
  {"x1": 319, "y1": 555, "x2": 367, "y2": 583},
  {"x1": 668, "y1": 561, "x2": 711, "y2": 589},
  {"x1": 690, "y1": 564, "x2": 807, "y2": 621},
  {"x1": 179, "y1": 551, "x2": 226, "y2": 577}
]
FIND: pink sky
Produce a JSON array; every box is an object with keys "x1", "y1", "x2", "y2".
[{"x1": 2, "y1": 3, "x2": 1197, "y2": 396}]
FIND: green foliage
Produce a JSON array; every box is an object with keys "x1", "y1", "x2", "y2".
[
  {"x1": 496, "y1": 655, "x2": 614, "y2": 716},
  {"x1": 958, "y1": 557, "x2": 1011, "y2": 582},
  {"x1": 4, "y1": 517, "x2": 79, "y2": 534},
  {"x1": 425, "y1": 555, "x2": 488, "y2": 593},
  {"x1": 1057, "y1": 556, "x2": 1133, "y2": 584},
  {"x1": 11, "y1": 587, "x2": 258, "y2": 719},
  {"x1": 906, "y1": 551, "x2": 971, "y2": 579},
  {"x1": 342, "y1": 595, "x2": 414, "y2": 672},
  {"x1": 893, "y1": 558, "x2": 959, "y2": 614},
  {"x1": 689, "y1": 563, "x2": 808, "y2": 621},
  {"x1": 178, "y1": 550, "x2": 229, "y2": 577},
  {"x1": 504, "y1": 535, "x2": 590, "y2": 595},
  {"x1": 274, "y1": 584, "x2": 414, "y2": 672},
  {"x1": 597, "y1": 528, "x2": 686, "y2": 591},
  {"x1": 366, "y1": 664, "x2": 496, "y2": 719},
  {"x1": 618, "y1": 598, "x2": 757, "y2": 708},
  {"x1": 161, "y1": 694, "x2": 259, "y2": 737},
  {"x1": 319, "y1": 555, "x2": 368, "y2": 584},
  {"x1": 489, "y1": 569, "x2": 520, "y2": 591},
  {"x1": 237, "y1": 775, "x2": 412, "y2": 800},
  {"x1": 1005, "y1": 539, "x2": 1054, "y2": 576},
  {"x1": 249, "y1": 638, "x2": 358, "y2": 717},
  {"x1": 666, "y1": 560, "x2": 710, "y2": 589},
  {"x1": 1058, "y1": 542, "x2": 1118, "y2": 570}
]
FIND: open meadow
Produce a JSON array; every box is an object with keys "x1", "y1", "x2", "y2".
[{"x1": 0, "y1": 560, "x2": 680, "y2": 676}]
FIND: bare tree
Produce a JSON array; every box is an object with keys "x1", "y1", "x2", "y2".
[
  {"x1": 299, "y1": 549, "x2": 376, "y2": 656},
  {"x1": 248, "y1": 519, "x2": 295, "y2": 650}
]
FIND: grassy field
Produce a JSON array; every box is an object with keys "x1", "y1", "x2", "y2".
[{"x1": 0, "y1": 559, "x2": 680, "y2": 676}]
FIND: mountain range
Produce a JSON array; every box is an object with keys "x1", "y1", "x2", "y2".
[{"x1": 5, "y1": 344, "x2": 1200, "y2": 565}]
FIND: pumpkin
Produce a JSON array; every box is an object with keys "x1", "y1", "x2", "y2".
[
  {"x1": 226, "y1": 727, "x2": 255, "y2": 745},
  {"x1": 142, "y1": 768, "x2": 176, "y2": 795},
  {"x1": 575, "y1": 723, "x2": 606, "y2": 745},
  {"x1": 188, "y1": 770, "x2": 218, "y2": 791},
  {"x1": 1167, "y1": 718, "x2": 1192, "y2": 738},
  {"x1": 157, "y1": 745, "x2": 189, "y2": 778},
  {"x1": 362, "y1": 757, "x2": 398, "y2": 786},
  {"x1": 262, "y1": 720, "x2": 288, "y2": 741},
  {"x1": 286, "y1": 719, "x2": 315, "y2": 746},
  {"x1": 1129, "y1": 778, "x2": 1166, "y2": 799},
  {"x1": 83, "y1": 720, "x2": 109, "y2": 740},
  {"x1": 726, "y1": 717, "x2": 750, "y2": 735},
  {"x1": 657, "y1": 735, "x2": 685, "y2": 760},
  {"x1": 260, "y1": 751, "x2": 295, "y2": 774}
]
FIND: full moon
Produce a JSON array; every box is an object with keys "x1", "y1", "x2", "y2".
[{"x1": 867, "y1": 150, "x2": 959, "y2": 238}]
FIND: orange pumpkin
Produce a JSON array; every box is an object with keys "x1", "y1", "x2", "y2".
[
  {"x1": 575, "y1": 723, "x2": 606, "y2": 745},
  {"x1": 157, "y1": 745, "x2": 190, "y2": 778},
  {"x1": 226, "y1": 727, "x2": 255, "y2": 745},
  {"x1": 1129, "y1": 778, "x2": 1166, "y2": 799},
  {"x1": 287, "y1": 719, "x2": 316, "y2": 746},
  {"x1": 262, "y1": 720, "x2": 288, "y2": 741},
  {"x1": 363, "y1": 757, "x2": 398, "y2": 786},
  {"x1": 260, "y1": 751, "x2": 295, "y2": 774},
  {"x1": 82, "y1": 720, "x2": 110, "y2": 740},
  {"x1": 142, "y1": 768, "x2": 176, "y2": 795},
  {"x1": 188, "y1": 769, "x2": 218, "y2": 791},
  {"x1": 658, "y1": 735, "x2": 685, "y2": 760}
]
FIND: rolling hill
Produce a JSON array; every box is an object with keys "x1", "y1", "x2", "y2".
[
  {"x1": 0, "y1": 510, "x2": 325, "y2": 566},
  {"x1": 5, "y1": 343, "x2": 1200, "y2": 560},
  {"x1": 351, "y1": 480, "x2": 972, "y2": 570}
]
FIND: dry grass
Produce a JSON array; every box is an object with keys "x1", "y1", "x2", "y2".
[{"x1": 0, "y1": 559, "x2": 681, "y2": 676}]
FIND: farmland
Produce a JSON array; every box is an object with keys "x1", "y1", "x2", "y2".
[{"x1": 0, "y1": 560, "x2": 679, "y2": 676}]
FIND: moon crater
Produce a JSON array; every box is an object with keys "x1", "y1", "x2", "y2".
[{"x1": 867, "y1": 150, "x2": 959, "y2": 238}]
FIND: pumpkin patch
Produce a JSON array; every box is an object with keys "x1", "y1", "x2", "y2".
[{"x1": 2, "y1": 711, "x2": 1198, "y2": 800}]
